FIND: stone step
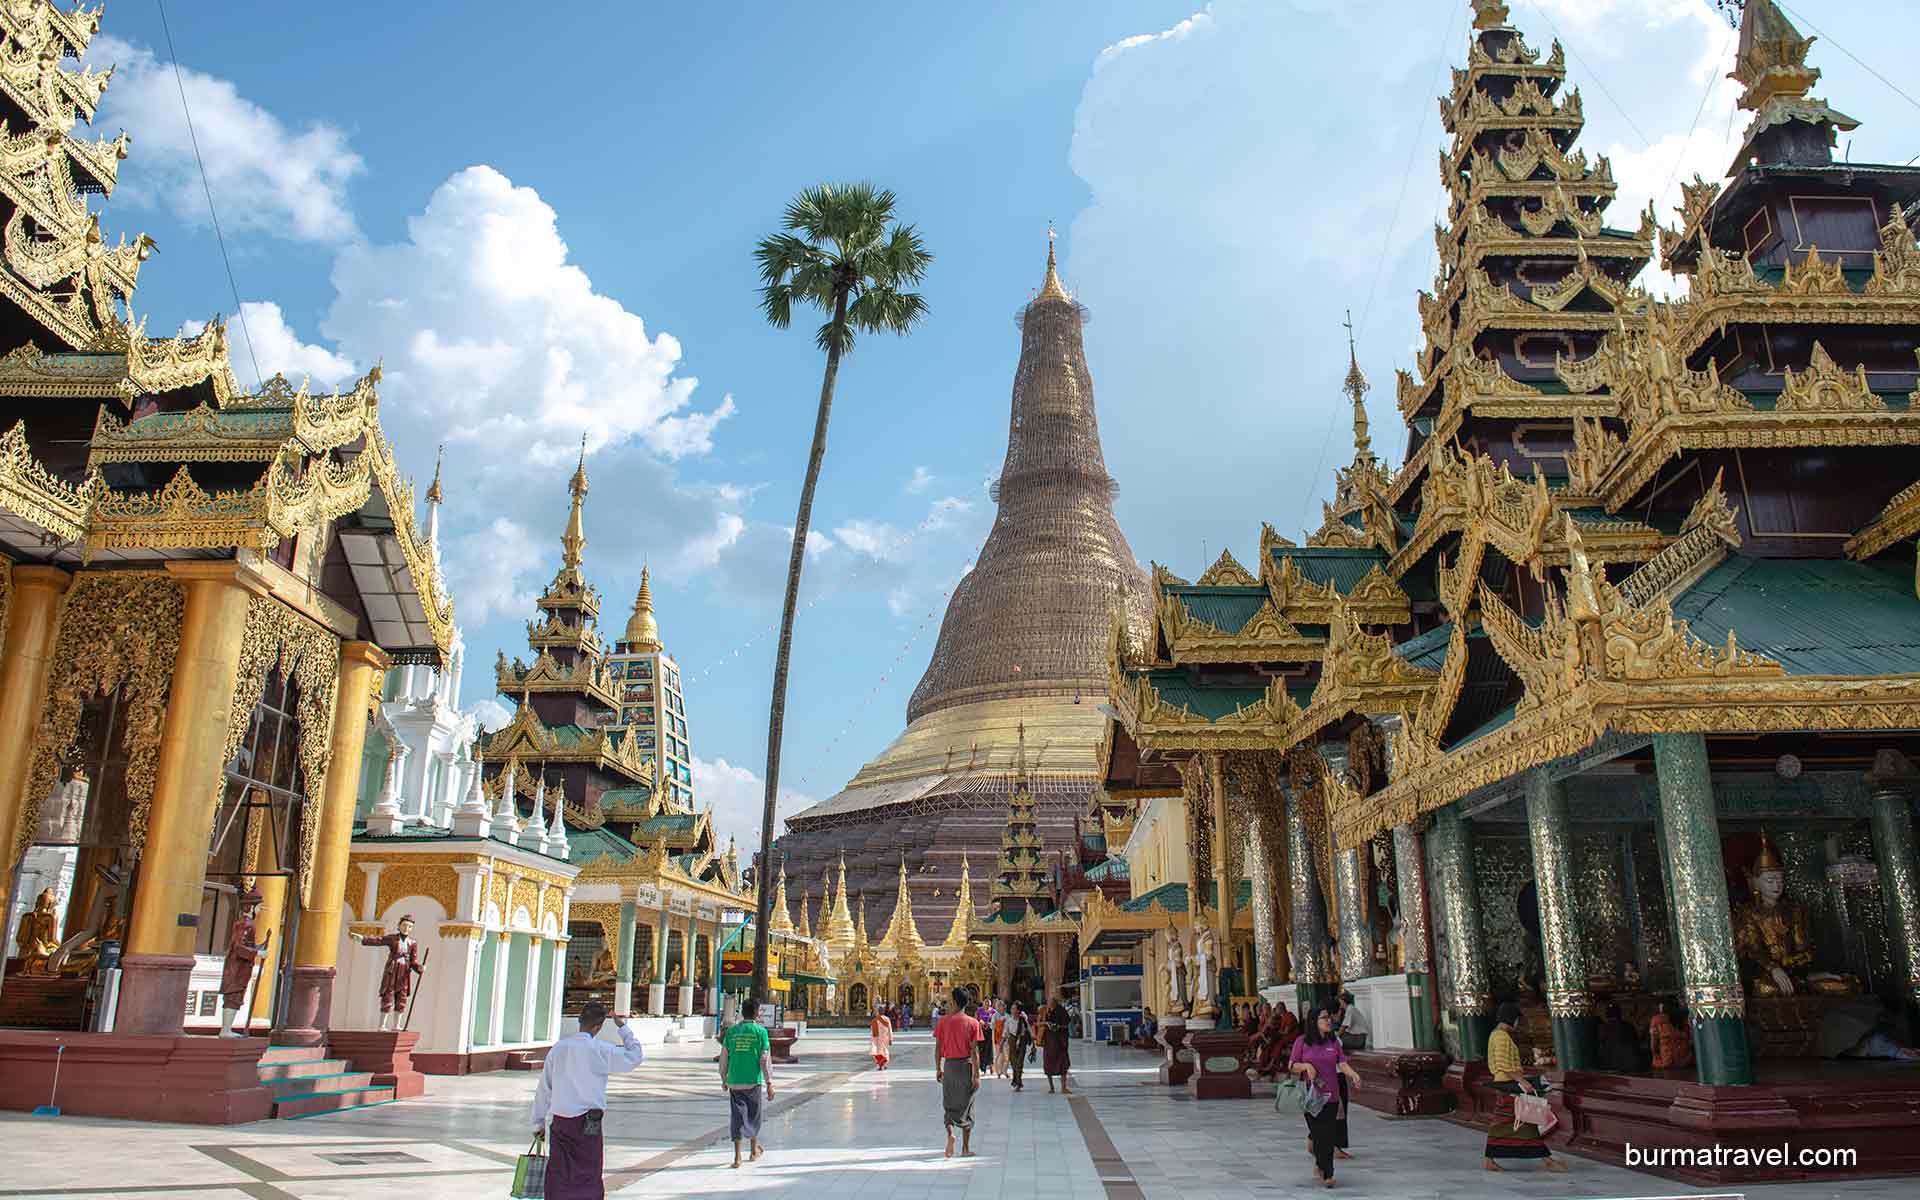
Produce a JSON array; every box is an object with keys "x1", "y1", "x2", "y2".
[
  {"x1": 263, "y1": 1071, "x2": 375, "y2": 1097},
  {"x1": 271, "y1": 1086, "x2": 397, "y2": 1119},
  {"x1": 258, "y1": 1057, "x2": 354, "y2": 1082},
  {"x1": 503, "y1": 1049, "x2": 548, "y2": 1071},
  {"x1": 258, "y1": 1045, "x2": 329, "y2": 1067}
]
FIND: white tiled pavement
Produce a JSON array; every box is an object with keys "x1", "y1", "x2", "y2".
[{"x1": 0, "y1": 1028, "x2": 1912, "y2": 1198}]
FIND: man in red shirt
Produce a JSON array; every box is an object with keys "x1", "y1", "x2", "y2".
[{"x1": 934, "y1": 987, "x2": 982, "y2": 1158}]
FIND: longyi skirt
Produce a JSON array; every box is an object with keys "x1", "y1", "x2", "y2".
[{"x1": 941, "y1": 1057, "x2": 977, "y2": 1129}]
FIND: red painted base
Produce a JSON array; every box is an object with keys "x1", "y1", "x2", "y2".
[
  {"x1": 771, "y1": 1027, "x2": 799, "y2": 1064},
  {"x1": 0, "y1": 1031, "x2": 273, "y2": 1123},
  {"x1": 414, "y1": 1049, "x2": 514, "y2": 1075},
  {"x1": 1348, "y1": 1049, "x2": 1455, "y2": 1117},
  {"x1": 1361, "y1": 1059, "x2": 1920, "y2": 1183},
  {"x1": 1187, "y1": 1031, "x2": 1252, "y2": 1101},
  {"x1": 1158, "y1": 1024, "x2": 1193, "y2": 1086},
  {"x1": 326, "y1": 1030, "x2": 427, "y2": 1100}
]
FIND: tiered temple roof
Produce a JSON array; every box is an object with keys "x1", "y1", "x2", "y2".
[
  {"x1": 0, "y1": 2, "x2": 450, "y2": 665},
  {"x1": 1101, "y1": 0, "x2": 1920, "y2": 863}
]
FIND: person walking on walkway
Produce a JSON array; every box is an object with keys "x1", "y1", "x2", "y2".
[
  {"x1": 934, "y1": 987, "x2": 983, "y2": 1158},
  {"x1": 974, "y1": 997, "x2": 994, "y2": 1075},
  {"x1": 531, "y1": 1001, "x2": 647, "y2": 1199},
  {"x1": 991, "y1": 1005, "x2": 1011, "y2": 1078},
  {"x1": 721, "y1": 993, "x2": 775, "y2": 1169},
  {"x1": 1040, "y1": 995, "x2": 1073, "y2": 1095},
  {"x1": 869, "y1": 1006, "x2": 894, "y2": 1070},
  {"x1": 1288, "y1": 1003, "x2": 1363, "y2": 1188},
  {"x1": 1005, "y1": 1002, "x2": 1033, "y2": 1091},
  {"x1": 1485, "y1": 1000, "x2": 1568, "y2": 1173}
]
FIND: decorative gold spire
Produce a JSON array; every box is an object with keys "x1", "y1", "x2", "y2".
[
  {"x1": 881, "y1": 854, "x2": 925, "y2": 954},
  {"x1": 1037, "y1": 225, "x2": 1072, "y2": 303},
  {"x1": 1343, "y1": 310, "x2": 1372, "y2": 460},
  {"x1": 624, "y1": 565, "x2": 662, "y2": 650},
  {"x1": 425, "y1": 443, "x2": 444, "y2": 505},
  {"x1": 853, "y1": 891, "x2": 869, "y2": 950},
  {"x1": 943, "y1": 853, "x2": 974, "y2": 948},
  {"x1": 821, "y1": 850, "x2": 857, "y2": 952},
  {"x1": 768, "y1": 860, "x2": 794, "y2": 935},
  {"x1": 560, "y1": 433, "x2": 589, "y2": 578},
  {"x1": 1731, "y1": 0, "x2": 1819, "y2": 112},
  {"x1": 797, "y1": 889, "x2": 814, "y2": 940},
  {"x1": 1470, "y1": 0, "x2": 1511, "y2": 32}
]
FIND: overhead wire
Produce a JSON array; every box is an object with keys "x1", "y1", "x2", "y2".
[
  {"x1": 1293, "y1": 0, "x2": 1460, "y2": 536},
  {"x1": 154, "y1": 0, "x2": 262, "y2": 388}
]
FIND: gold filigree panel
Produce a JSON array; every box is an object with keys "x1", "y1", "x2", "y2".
[{"x1": 19, "y1": 572, "x2": 184, "y2": 863}]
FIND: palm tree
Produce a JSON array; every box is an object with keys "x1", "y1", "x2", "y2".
[{"x1": 749, "y1": 183, "x2": 931, "y2": 999}]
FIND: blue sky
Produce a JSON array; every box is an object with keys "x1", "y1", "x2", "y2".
[{"x1": 90, "y1": 1, "x2": 1920, "y2": 847}]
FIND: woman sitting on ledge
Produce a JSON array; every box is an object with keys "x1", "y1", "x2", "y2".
[{"x1": 1130, "y1": 1006, "x2": 1160, "y2": 1050}]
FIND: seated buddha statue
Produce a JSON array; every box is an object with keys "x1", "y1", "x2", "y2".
[
  {"x1": 55, "y1": 912, "x2": 125, "y2": 978},
  {"x1": 1732, "y1": 836, "x2": 1855, "y2": 997},
  {"x1": 582, "y1": 945, "x2": 617, "y2": 988},
  {"x1": 12, "y1": 888, "x2": 60, "y2": 977}
]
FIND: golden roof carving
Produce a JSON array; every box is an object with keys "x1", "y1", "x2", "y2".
[
  {"x1": 881, "y1": 856, "x2": 924, "y2": 954},
  {"x1": 0, "y1": 417, "x2": 93, "y2": 540},
  {"x1": 942, "y1": 854, "x2": 974, "y2": 948},
  {"x1": 1195, "y1": 547, "x2": 1258, "y2": 587}
]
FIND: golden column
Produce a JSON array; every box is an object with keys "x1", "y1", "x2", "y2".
[
  {"x1": 119, "y1": 562, "x2": 264, "y2": 1036},
  {"x1": 245, "y1": 805, "x2": 288, "y2": 1028},
  {"x1": 281, "y1": 640, "x2": 388, "y2": 1046},
  {"x1": 0, "y1": 565, "x2": 70, "y2": 882},
  {"x1": 1207, "y1": 752, "x2": 1232, "y2": 950}
]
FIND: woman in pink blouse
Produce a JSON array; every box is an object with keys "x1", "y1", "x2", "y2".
[{"x1": 1288, "y1": 1005, "x2": 1364, "y2": 1187}]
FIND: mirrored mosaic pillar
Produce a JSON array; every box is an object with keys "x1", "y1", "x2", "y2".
[
  {"x1": 1866, "y1": 751, "x2": 1920, "y2": 1013},
  {"x1": 1524, "y1": 770, "x2": 1597, "y2": 1069},
  {"x1": 614, "y1": 894, "x2": 637, "y2": 1016},
  {"x1": 1246, "y1": 820, "x2": 1281, "y2": 990},
  {"x1": 1393, "y1": 822, "x2": 1440, "y2": 1051},
  {"x1": 1652, "y1": 732, "x2": 1751, "y2": 1086},
  {"x1": 1334, "y1": 848, "x2": 1373, "y2": 982},
  {"x1": 1429, "y1": 805, "x2": 1495, "y2": 1059},
  {"x1": 1284, "y1": 782, "x2": 1336, "y2": 1016}
]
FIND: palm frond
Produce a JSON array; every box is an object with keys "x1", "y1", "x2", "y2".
[
  {"x1": 816, "y1": 318, "x2": 855, "y2": 355},
  {"x1": 847, "y1": 285, "x2": 929, "y2": 336},
  {"x1": 760, "y1": 282, "x2": 795, "y2": 329}
]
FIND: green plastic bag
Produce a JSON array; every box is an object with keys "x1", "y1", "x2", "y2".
[{"x1": 511, "y1": 1133, "x2": 546, "y2": 1198}]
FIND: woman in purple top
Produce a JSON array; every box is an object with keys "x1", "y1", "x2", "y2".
[{"x1": 1288, "y1": 1005, "x2": 1364, "y2": 1187}]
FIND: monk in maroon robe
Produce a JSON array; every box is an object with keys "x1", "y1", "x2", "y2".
[
  {"x1": 1253, "y1": 1007, "x2": 1300, "y2": 1077},
  {"x1": 219, "y1": 890, "x2": 268, "y2": 1038},
  {"x1": 357, "y1": 914, "x2": 424, "y2": 1030}
]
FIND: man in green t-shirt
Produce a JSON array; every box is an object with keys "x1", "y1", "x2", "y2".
[{"x1": 719, "y1": 993, "x2": 775, "y2": 1168}]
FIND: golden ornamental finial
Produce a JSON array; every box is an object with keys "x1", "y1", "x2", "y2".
[
  {"x1": 1343, "y1": 310, "x2": 1372, "y2": 459},
  {"x1": 1037, "y1": 225, "x2": 1072, "y2": 303},
  {"x1": 558, "y1": 438, "x2": 590, "y2": 576},
  {"x1": 425, "y1": 443, "x2": 444, "y2": 505},
  {"x1": 1471, "y1": 0, "x2": 1511, "y2": 32},
  {"x1": 624, "y1": 564, "x2": 662, "y2": 650}
]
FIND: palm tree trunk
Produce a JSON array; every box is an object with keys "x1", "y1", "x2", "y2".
[{"x1": 751, "y1": 288, "x2": 848, "y2": 1001}]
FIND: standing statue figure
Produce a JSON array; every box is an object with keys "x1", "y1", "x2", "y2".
[
  {"x1": 1162, "y1": 929, "x2": 1186, "y2": 1010},
  {"x1": 1192, "y1": 924, "x2": 1218, "y2": 1013},
  {"x1": 357, "y1": 914, "x2": 425, "y2": 1031},
  {"x1": 219, "y1": 890, "x2": 270, "y2": 1038}
]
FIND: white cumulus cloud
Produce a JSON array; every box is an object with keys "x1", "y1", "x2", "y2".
[
  {"x1": 444, "y1": 516, "x2": 545, "y2": 624},
  {"x1": 90, "y1": 34, "x2": 362, "y2": 243},
  {"x1": 693, "y1": 756, "x2": 815, "y2": 856},
  {"x1": 905, "y1": 465, "x2": 934, "y2": 494}
]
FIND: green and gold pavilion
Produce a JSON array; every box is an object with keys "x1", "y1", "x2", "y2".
[{"x1": 1099, "y1": 0, "x2": 1920, "y2": 1179}]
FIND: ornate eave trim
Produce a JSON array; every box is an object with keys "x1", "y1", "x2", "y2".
[
  {"x1": 1846, "y1": 479, "x2": 1920, "y2": 562},
  {"x1": 0, "y1": 419, "x2": 93, "y2": 541},
  {"x1": 88, "y1": 402, "x2": 289, "y2": 466}
]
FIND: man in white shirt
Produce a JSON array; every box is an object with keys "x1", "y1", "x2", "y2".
[
  {"x1": 532, "y1": 1001, "x2": 646, "y2": 1198},
  {"x1": 1338, "y1": 992, "x2": 1370, "y2": 1047}
]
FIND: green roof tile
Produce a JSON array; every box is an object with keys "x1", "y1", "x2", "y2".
[
  {"x1": 1143, "y1": 671, "x2": 1267, "y2": 720},
  {"x1": 1269, "y1": 546, "x2": 1386, "y2": 592},
  {"x1": 1671, "y1": 557, "x2": 1920, "y2": 676},
  {"x1": 1170, "y1": 586, "x2": 1268, "y2": 634}
]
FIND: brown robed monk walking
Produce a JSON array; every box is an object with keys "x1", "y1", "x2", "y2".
[
  {"x1": 357, "y1": 914, "x2": 425, "y2": 1031},
  {"x1": 218, "y1": 890, "x2": 269, "y2": 1038}
]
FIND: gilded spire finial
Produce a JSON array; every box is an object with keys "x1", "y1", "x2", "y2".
[
  {"x1": 1471, "y1": 0, "x2": 1511, "y2": 32},
  {"x1": 624, "y1": 564, "x2": 662, "y2": 650},
  {"x1": 425, "y1": 443, "x2": 444, "y2": 505},
  {"x1": 558, "y1": 435, "x2": 590, "y2": 578},
  {"x1": 1037, "y1": 225, "x2": 1072, "y2": 303},
  {"x1": 1342, "y1": 310, "x2": 1372, "y2": 460}
]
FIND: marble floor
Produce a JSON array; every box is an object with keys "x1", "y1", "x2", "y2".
[{"x1": 0, "y1": 1028, "x2": 1911, "y2": 1198}]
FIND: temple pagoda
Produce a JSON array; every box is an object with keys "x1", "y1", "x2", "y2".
[
  {"x1": 773, "y1": 241, "x2": 1155, "y2": 963},
  {"x1": 1094, "y1": 0, "x2": 1920, "y2": 1180},
  {"x1": 0, "y1": 0, "x2": 468, "y2": 1115},
  {"x1": 477, "y1": 451, "x2": 750, "y2": 1019}
]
